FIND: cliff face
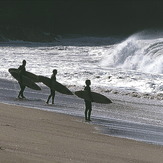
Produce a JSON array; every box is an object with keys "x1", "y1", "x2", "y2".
[{"x1": 0, "y1": 0, "x2": 163, "y2": 41}]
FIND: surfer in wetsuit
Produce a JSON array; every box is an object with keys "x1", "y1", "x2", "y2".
[
  {"x1": 84, "y1": 79, "x2": 93, "y2": 121},
  {"x1": 18, "y1": 60, "x2": 26, "y2": 98},
  {"x1": 46, "y1": 69, "x2": 57, "y2": 104}
]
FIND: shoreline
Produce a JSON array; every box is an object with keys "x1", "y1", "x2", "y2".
[
  {"x1": 1, "y1": 78, "x2": 163, "y2": 147},
  {"x1": 1, "y1": 77, "x2": 163, "y2": 103},
  {"x1": 2, "y1": 100, "x2": 163, "y2": 147},
  {"x1": 0, "y1": 103, "x2": 163, "y2": 163}
]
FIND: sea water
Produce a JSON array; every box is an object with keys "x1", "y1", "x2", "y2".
[
  {"x1": 0, "y1": 31, "x2": 163, "y2": 145},
  {"x1": 1, "y1": 31, "x2": 163, "y2": 97}
]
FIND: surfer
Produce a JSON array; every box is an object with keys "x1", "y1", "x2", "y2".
[
  {"x1": 18, "y1": 60, "x2": 26, "y2": 99},
  {"x1": 84, "y1": 80, "x2": 93, "y2": 121},
  {"x1": 46, "y1": 69, "x2": 57, "y2": 104}
]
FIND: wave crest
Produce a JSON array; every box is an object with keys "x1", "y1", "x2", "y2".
[{"x1": 101, "y1": 32, "x2": 163, "y2": 74}]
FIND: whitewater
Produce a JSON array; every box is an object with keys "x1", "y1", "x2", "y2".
[
  {"x1": 1, "y1": 32, "x2": 163, "y2": 98},
  {"x1": 0, "y1": 31, "x2": 163, "y2": 145}
]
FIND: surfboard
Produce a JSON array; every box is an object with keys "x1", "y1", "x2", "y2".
[
  {"x1": 38, "y1": 75, "x2": 73, "y2": 95},
  {"x1": 8, "y1": 69, "x2": 41, "y2": 90},
  {"x1": 8, "y1": 68, "x2": 39, "y2": 82},
  {"x1": 75, "y1": 91, "x2": 112, "y2": 104}
]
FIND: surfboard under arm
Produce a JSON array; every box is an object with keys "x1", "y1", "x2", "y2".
[
  {"x1": 8, "y1": 68, "x2": 39, "y2": 82},
  {"x1": 8, "y1": 68, "x2": 41, "y2": 90},
  {"x1": 38, "y1": 75, "x2": 73, "y2": 95},
  {"x1": 75, "y1": 90, "x2": 112, "y2": 104}
]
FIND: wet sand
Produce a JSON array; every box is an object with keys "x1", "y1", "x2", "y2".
[{"x1": 0, "y1": 103, "x2": 163, "y2": 163}]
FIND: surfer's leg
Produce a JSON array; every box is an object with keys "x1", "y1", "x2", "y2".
[
  {"x1": 18, "y1": 90, "x2": 24, "y2": 98},
  {"x1": 52, "y1": 91, "x2": 55, "y2": 104},
  {"x1": 52, "y1": 98, "x2": 54, "y2": 104},
  {"x1": 88, "y1": 110, "x2": 92, "y2": 121},
  {"x1": 85, "y1": 109, "x2": 88, "y2": 121},
  {"x1": 21, "y1": 86, "x2": 26, "y2": 98},
  {"x1": 18, "y1": 82, "x2": 21, "y2": 98},
  {"x1": 18, "y1": 83, "x2": 25, "y2": 98},
  {"x1": 52, "y1": 95, "x2": 55, "y2": 104},
  {"x1": 46, "y1": 89, "x2": 53, "y2": 104},
  {"x1": 84, "y1": 101, "x2": 89, "y2": 121},
  {"x1": 87, "y1": 102, "x2": 92, "y2": 121},
  {"x1": 46, "y1": 95, "x2": 51, "y2": 104},
  {"x1": 18, "y1": 91, "x2": 21, "y2": 98}
]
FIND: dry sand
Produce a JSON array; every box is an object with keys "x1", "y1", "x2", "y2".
[{"x1": 0, "y1": 103, "x2": 163, "y2": 163}]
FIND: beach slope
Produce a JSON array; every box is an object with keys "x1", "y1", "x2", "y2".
[{"x1": 0, "y1": 103, "x2": 163, "y2": 163}]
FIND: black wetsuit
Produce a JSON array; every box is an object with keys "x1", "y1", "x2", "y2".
[
  {"x1": 84, "y1": 85, "x2": 92, "y2": 121},
  {"x1": 46, "y1": 74, "x2": 56, "y2": 104},
  {"x1": 18, "y1": 65, "x2": 26, "y2": 98}
]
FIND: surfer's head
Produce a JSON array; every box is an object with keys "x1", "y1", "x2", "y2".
[
  {"x1": 22, "y1": 60, "x2": 26, "y2": 66},
  {"x1": 85, "y1": 79, "x2": 91, "y2": 86},
  {"x1": 53, "y1": 69, "x2": 57, "y2": 75}
]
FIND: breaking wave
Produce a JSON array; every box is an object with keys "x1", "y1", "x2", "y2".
[{"x1": 101, "y1": 31, "x2": 163, "y2": 74}]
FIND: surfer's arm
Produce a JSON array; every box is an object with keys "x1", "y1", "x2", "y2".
[
  {"x1": 85, "y1": 86, "x2": 93, "y2": 102},
  {"x1": 51, "y1": 75, "x2": 56, "y2": 82},
  {"x1": 18, "y1": 66, "x2": 26, "y2": 83},
  {"x1": 88, "y1": 88, "x2": 93, "y2": 102},
  {"x1": 18, "y1": 66, "x2": 23, "y2": 82},
  {"x1": 50, "y1": 74, "x2": 56, "y2": 87}
]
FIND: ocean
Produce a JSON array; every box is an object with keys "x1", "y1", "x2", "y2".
[{"x1": 0, "y1": 31, "x2": 163, "y2": 145}]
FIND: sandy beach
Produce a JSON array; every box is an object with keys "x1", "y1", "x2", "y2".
[{"x1": 0, "y1": 103, "x2": 163, "y2": 163}]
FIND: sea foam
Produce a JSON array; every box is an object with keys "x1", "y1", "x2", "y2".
[{"x1": 101, "y1": 32, "x2": 163, "y2": 74}]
